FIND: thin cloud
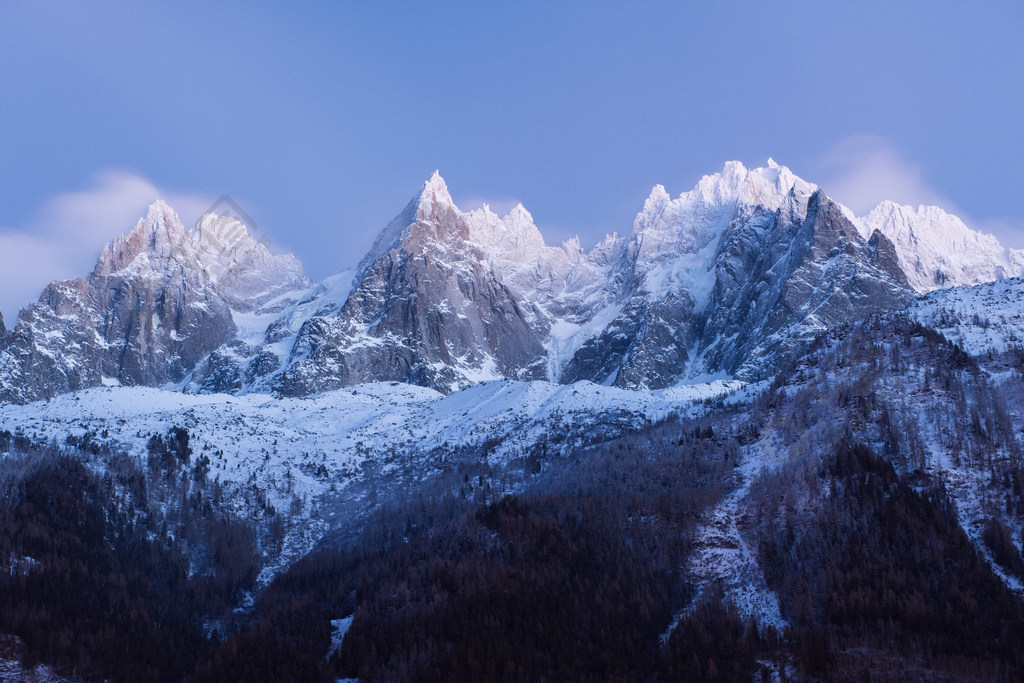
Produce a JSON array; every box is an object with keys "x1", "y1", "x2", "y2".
[
  {"x1": 0, "y1": 171, "x2": 213, "y2": 323},
  {"x1": 817, "y1": 135, "x2": 956, "y2": 215},
  {"x1": 815, "y1": 136, "x2": 1024, "y2": 248}
]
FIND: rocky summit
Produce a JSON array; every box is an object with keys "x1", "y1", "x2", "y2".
[{"x1": 0, "y1": 201, "x2": 309, "y2": 403}]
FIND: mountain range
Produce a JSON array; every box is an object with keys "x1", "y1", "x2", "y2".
[
  {"x1": 2, "y1": 159, "x2": 1020, "y2": 405},
  {"x1": 3, "y1": 160, "x2": 1024, "y2": 679}
]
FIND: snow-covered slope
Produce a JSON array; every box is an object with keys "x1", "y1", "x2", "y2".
[
  {"x1": 855, "y1": 201, "x2": 1024, "y2": 292},
  {"x1": 0, "y1": 378, "x2": 740, "y2": 485},
  {"x1": 913, "y1": 275, "x2": 1024, "y2": 354}
]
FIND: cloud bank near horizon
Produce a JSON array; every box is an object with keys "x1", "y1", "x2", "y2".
[{"x1": 814, "y1": 135, "x2": 1024, "y2": 247}]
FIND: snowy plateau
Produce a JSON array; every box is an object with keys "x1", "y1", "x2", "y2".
[{"x1": 2, "y1": 160, "x2": 1024, "y2": 680}]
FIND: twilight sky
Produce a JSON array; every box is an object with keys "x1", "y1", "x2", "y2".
[{"x1": 1, "y1": 0, "x2": 1022, "y2": 320}]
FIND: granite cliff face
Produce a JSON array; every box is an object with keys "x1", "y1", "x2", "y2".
[
  {"x1": 273, "y1": 174, "x2": 550, "y2": 395},
  {"x1": 697, "y1": 190, "x2": 912, "y2": 380},
  {"x1": 1, "y1": 161, "x2": 1019, "y2": 404}
]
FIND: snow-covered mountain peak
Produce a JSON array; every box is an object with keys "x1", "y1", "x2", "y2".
[
  {"x1": 861, "y1": 200, "x2": 979, "y2": 244},
  {"x1": 415, "y1": 170, "x2": 457, "y2": 219},
  {"x1": 856, "y1": 200, "x2": 1024, "y2": 292},
  {"x1": 500, "y1": 202, "x2": 542, "y2": 240},
  {"x1": 191, "y1": 211, "x2": 255, "y2": 254},
  {"x1": 644, "y1": 183, "x2": 672, "y2": 208},
  {"x1": 87, "y1": 200, "x2": 311, "y2": 314},
  {"x1": 461, "y1": 202, "x2": 554, "y2": 273},
  {"x1": 742, "y1": 160, "x2": 817, "y2": 209},
  {"x1": 505, "y1": 201, "x2": 531, "y2": 221},
  {"x1": 354, "y1": 171, "x2": 466, "y2": 279},
  {"x1": 561, "y1": 235, "x2": 584, "y2": 255},
  {"x1": 630, "y1": 161, "x2": 816, "y2": 263},
  {"x1": 686, "y1": 160, "x2": 749, "y2": 205},
  {"x1": 138, "y1": 199, "x2": 189, "y2": 247},
  {"x1": 189, "y1": 211, "x2": 311, "y2": 313},
  {"x1": 93, "y1": 199, "x2": 190, "y2": 277},
  {"x1": 682, "y1": 159, "x2": 814, "y2": 208},
  {"x1": 425, "y1": 168, "x2": 446, "y2": 188},
  {"x1": 360, "y1": 173, "x2": 558, "y2": 280}
]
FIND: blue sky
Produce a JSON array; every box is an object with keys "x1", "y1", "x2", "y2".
[{"x1": 1, "y1": 0, "x2": 1022, "y2": 319}]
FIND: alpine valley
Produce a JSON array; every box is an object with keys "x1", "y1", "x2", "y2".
[{"x1": 2, "y1": 161, "x2": 1024, "y2": 681}]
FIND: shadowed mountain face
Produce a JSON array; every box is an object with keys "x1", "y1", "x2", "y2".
[
  {"x1": 699, "y1": 190, "x2": 913, "y2": 380},
  {"x1": 559, "y1": 190, "x2": 912, "y2": 388}
]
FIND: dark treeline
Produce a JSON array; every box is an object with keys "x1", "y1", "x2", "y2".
[
  {"x1": 0, "y1": 429, "x2": 261, "y2": 682},
  {"x1": 0, "y1": 452, "x2": 201, "y2": 680},
  {"x1": 200, "y1": 490, "x2": 779, "y2": 682},
  {"x1": 750, "y1": 442, "x2": 1024, "y2": 679},
  {"x1": 736, "y1": 315, "x2": 1024, "y2": 678}
]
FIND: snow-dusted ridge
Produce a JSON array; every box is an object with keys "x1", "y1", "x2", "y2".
[
  {"x1": 854, "y1": 201, "x2": 1024, "y2": 292},
  {"x1": 0, "y1": 379, "x2": 742, "y2": 479},
  {"x1": 912, "y1": 275, "x2": 1024, "y2": 354},
  {"x1": 2, "y1": 159, "x2": 1022, "y2": 406}
]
